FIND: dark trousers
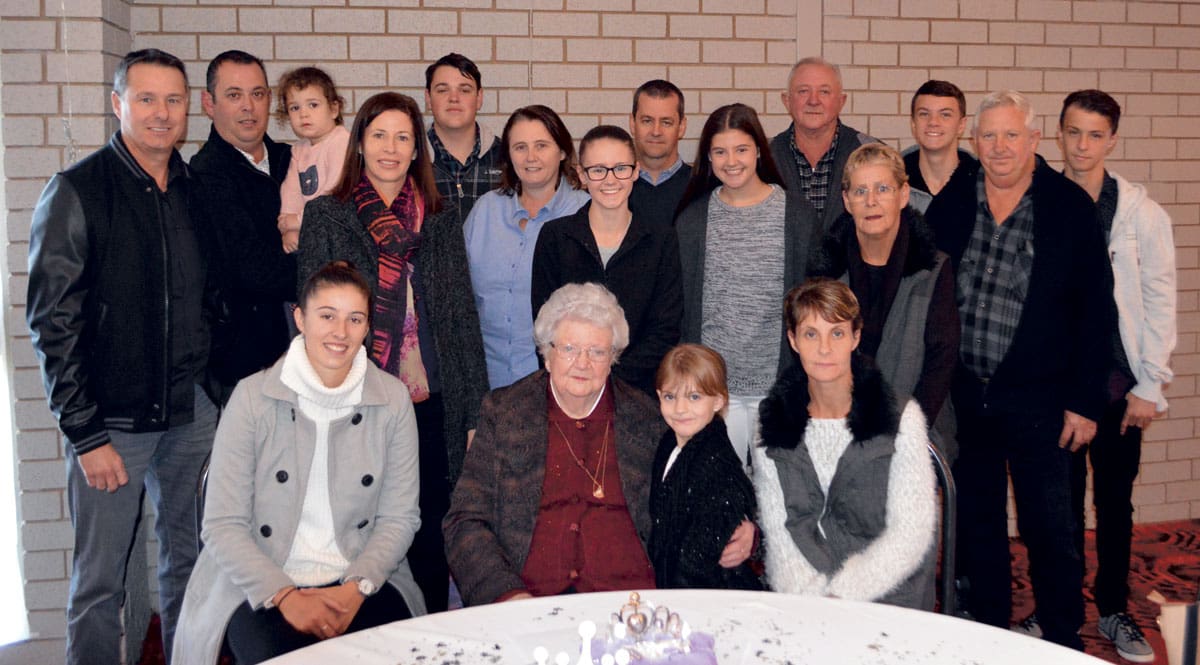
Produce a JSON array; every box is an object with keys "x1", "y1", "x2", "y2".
[
  {"x1": 1071, "y1": 398, "x2": 1142, "y2": 617},
  {"x1": 409, "y1": 393, "x2": 450, "y2": 613},
  {"x1": 955, "y1": 396, "x2": 1084, "y2": 650},
  {"x1": 225, "y1": 582, "x2": 411, "y2": 664}
]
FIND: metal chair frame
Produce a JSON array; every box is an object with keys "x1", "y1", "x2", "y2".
[{"x1": 928, "y1": 442, "x2": 957, "y2": 616}]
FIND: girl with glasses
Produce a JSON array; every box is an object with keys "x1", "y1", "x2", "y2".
[{"x1": 531, "y1": 125, "x2": 684, "y2": 395}]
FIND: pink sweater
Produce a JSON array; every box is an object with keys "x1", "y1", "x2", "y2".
[{"x1": 279, "y1": 124, "x2": 351, "y2": 223}]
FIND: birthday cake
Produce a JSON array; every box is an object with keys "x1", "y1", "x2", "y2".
[{"x1": 534, "y1": 592, "x2": 718, "y2": 665}]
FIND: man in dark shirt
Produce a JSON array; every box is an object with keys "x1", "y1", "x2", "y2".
[
  {"x1": 424, "y1": 52, "x2": 501, "y2": 219},
  {"x1": 26, "y1": 49, "x2": 217, "y2": 664},
  {"x1": 191, "y1": 50, "x2": 296, "y2": 402},
  {"x1": 925, "y1": 90, "x2": 1115, "y2": 651},
  {"x1": 628, "y1": 79, "x2": 691, "y2": 227},
  {"x1": 905, "y1": 79, "x2": 978, "y2": 204}
]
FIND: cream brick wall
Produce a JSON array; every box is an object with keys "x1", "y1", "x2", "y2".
[{"x1": 3, "y1": 0, "x2": 1200, "y2": 658}]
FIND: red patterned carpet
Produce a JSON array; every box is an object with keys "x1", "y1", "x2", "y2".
[
  {"x1": 1010, "y1": 519, "x2": 1200, "y2": 664},
  {"x1": 139, "y1": 520, "x2": 1200, "y2": 664}
]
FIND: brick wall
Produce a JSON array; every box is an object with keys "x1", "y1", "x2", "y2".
[{"x1": 2, "y1": 0, "x2": 1198, "y2": 657}]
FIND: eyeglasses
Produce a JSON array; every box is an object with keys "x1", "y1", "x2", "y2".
[
  {"x1": 581, "y1": 164, "x2": 636, "y2": 181},
  {"x1": 550, "y1": 341, "x2": 613, "y2": 363},
  {"x1": 847, "y1": 183, "x2": 899, "y2": 200}
]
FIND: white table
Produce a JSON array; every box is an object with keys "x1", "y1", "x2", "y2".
[{"x1": 265, "y1": 589, "x2": 1106, "y2": 664}]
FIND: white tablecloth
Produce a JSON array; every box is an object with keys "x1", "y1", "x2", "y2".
[{"x1": 265, "y1": 589, "x2": 1105, "y2": 664}]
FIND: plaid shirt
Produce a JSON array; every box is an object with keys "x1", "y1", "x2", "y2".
[
  {"x1": 788, "y1": 123, "x2": 840, "y2": 217},
  {"x1": 957, "y1": 170, "x2": 1036, "y2": 380},
  {"x1": 428, "y1": 124, "x2": 502, "y2": 218}
]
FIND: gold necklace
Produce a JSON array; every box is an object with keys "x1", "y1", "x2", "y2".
[{"x1": 553, "y1": 419, "x2": 610, "y2": 499}]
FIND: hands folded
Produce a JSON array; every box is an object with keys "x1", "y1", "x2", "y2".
[{"x1": 275, "y1": 582, "x2": 366, "y2": 639}]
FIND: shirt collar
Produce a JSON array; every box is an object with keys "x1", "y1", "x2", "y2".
[
  {"x1": 508, "y1": 175, "x2": 580, "y2": 225},
  {"x1": 638, "y1": 157, "x2": 684, "y2": 185},
  {"x1": 235, "y1": 144, "x2": 270, "y2": 173},
  {"x1": 788, "y1": 121, "x2": 842, "y2": 168},
  {"x1": 428, "y1": 124, "x2": 482, "y2": 166}
]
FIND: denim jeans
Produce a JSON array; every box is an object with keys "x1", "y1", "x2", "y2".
[{"x1": 65, "y1": 385, "x2": 216, "y2": 665}]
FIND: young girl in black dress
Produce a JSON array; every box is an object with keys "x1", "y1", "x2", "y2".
[{"x1": 649, "y1": 344, "x2": 761, "y2": 589}]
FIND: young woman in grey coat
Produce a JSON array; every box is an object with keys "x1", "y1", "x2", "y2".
[{"x1": 174, "y1": 263, "x2": 424, "y2": 665}]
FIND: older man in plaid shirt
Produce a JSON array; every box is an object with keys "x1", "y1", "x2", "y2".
[{"x1": 925, "y1": 90, "x2": 1116, "y2": 652}]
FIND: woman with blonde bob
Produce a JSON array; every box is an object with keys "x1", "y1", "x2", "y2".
[
  {"x1": 808, "y1": 142, "x2": 959, "y2": 459},
  {"x1": 753, "y1": 278, "x2": 937, "y2": 609}
]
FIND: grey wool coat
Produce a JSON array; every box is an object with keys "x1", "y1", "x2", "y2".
[
  {"x1": 173, "y1": 355, "x2": 426, "y2": 665},
  {"x1": 443, "y1": 370, "x2": 666, "y2": 606},
  {"x1": 297, "y1": 195, "x2": 489, "y2": 483}
]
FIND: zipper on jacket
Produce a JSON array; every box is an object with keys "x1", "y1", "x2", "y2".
[
  {"x1": 155, "y1": 185, "x2": 171, "y2": 425},
  {"x1": 456, "y1": 180, "x2": 464, "y2": 198}
]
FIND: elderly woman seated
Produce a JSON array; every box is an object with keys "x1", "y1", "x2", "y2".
[
  {"x1": 445, "y1": 283, "x2": 756, "y2": 604},
  {"x1": 444, "y1": 282, "x2": 661, "y2": 604},
  {"x1": 752, "y1": 278, "x2": 937, "y2": 609}
]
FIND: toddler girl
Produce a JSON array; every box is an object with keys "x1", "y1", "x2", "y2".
[
  {"x1": 649, "y1": 343, "x2": 761, "y2": 590},
  {"x1": 276, "y1": 66, "x2": 351, "y2": 252}
]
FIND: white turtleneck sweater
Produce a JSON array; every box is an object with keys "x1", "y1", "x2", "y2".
[{"x1": 278, "y1": 335, "x2": 368, "y2": 586}]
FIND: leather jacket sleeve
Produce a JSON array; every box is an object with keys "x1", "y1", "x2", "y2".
[{"x1": 26, "y1": 175, "x2": 109, "y2": 454}]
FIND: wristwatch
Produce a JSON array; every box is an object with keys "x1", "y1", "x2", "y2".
[{"x1": 350, "y1": 577, "x2": 376, "y2": 597}]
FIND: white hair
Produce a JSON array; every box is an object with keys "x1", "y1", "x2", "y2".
[
  {"x1": 533, "y1": 282, "x2": 630, "y2": 363},
  {"x1": 974, "y1": 89, "x2": 1038, "y2": 133}
]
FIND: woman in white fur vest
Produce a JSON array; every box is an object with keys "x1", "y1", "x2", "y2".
[
  {"x1": 174, "y1": 261, "x2": 425, "y2": 665},
  {"x1": 752, "y1": 278, "x2": 938, "y2": 609}
]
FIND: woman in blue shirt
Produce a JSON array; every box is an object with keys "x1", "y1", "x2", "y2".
[{"x1": 463, "y1": 105, "x2": 589, "y2": 388}]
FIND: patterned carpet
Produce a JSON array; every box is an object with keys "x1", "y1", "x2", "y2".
[
  {"x1": 139, "y1": 520, "x2": 1200, "y2": 664},
  {"x1": 1010, "y1": 519, "x2": 1200, "y2": 664}
]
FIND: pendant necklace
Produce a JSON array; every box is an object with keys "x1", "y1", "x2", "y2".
[{"x1": 553, "y1": 419, "x2": 610, "y2": 499}]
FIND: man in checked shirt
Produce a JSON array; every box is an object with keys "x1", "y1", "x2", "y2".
[
  {"x1": 769, "y1": 56, "x2": 877, "y2": 232},
  {"x1": 424, "y1": 52, "x2": 502, "y2": 220},
  {"x1": 924, "y1": 90, "x2": 1116, "y2": 652}
]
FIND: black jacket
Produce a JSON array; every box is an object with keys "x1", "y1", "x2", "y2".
[
  {"x1": 530, "y1": 202, "x2": 683, "y2": 394},
  {"x1": 26, "y1": 134, "x2": 213, "y2": 453},
  {"x1": 924, "y1": 157, "x2": 1115, "y2": 420},
  {"x1": 190, "y1": 125, "x2": 295, "y2": 396},
  {"x1": 649, "y1": 417, "x2": 761, "y2": 590}
]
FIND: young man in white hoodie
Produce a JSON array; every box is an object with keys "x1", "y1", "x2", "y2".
[{"x1": 1027, "y1": 89, "x2": 1175, "y2": 663}]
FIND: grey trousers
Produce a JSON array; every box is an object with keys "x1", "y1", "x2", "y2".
[{"x1": 65, "y1": 386, "x2": 216, "y2": 665}]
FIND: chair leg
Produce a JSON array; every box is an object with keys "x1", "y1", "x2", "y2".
[{"x1": 929, "y1": 442, "x2": 957, "y2": 616}]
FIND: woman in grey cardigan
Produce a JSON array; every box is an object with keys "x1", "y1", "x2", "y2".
[
  {"x1": 174, "y1": 263, "x2": 424, "y2": 665},
  {"x1": 297, "y1": 92, "x2": 488, "y2": 613}
]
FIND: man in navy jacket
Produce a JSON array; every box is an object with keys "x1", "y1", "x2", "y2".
[{"x1": 924, "y1": 90, "x2": 1116, "y2": 651}]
